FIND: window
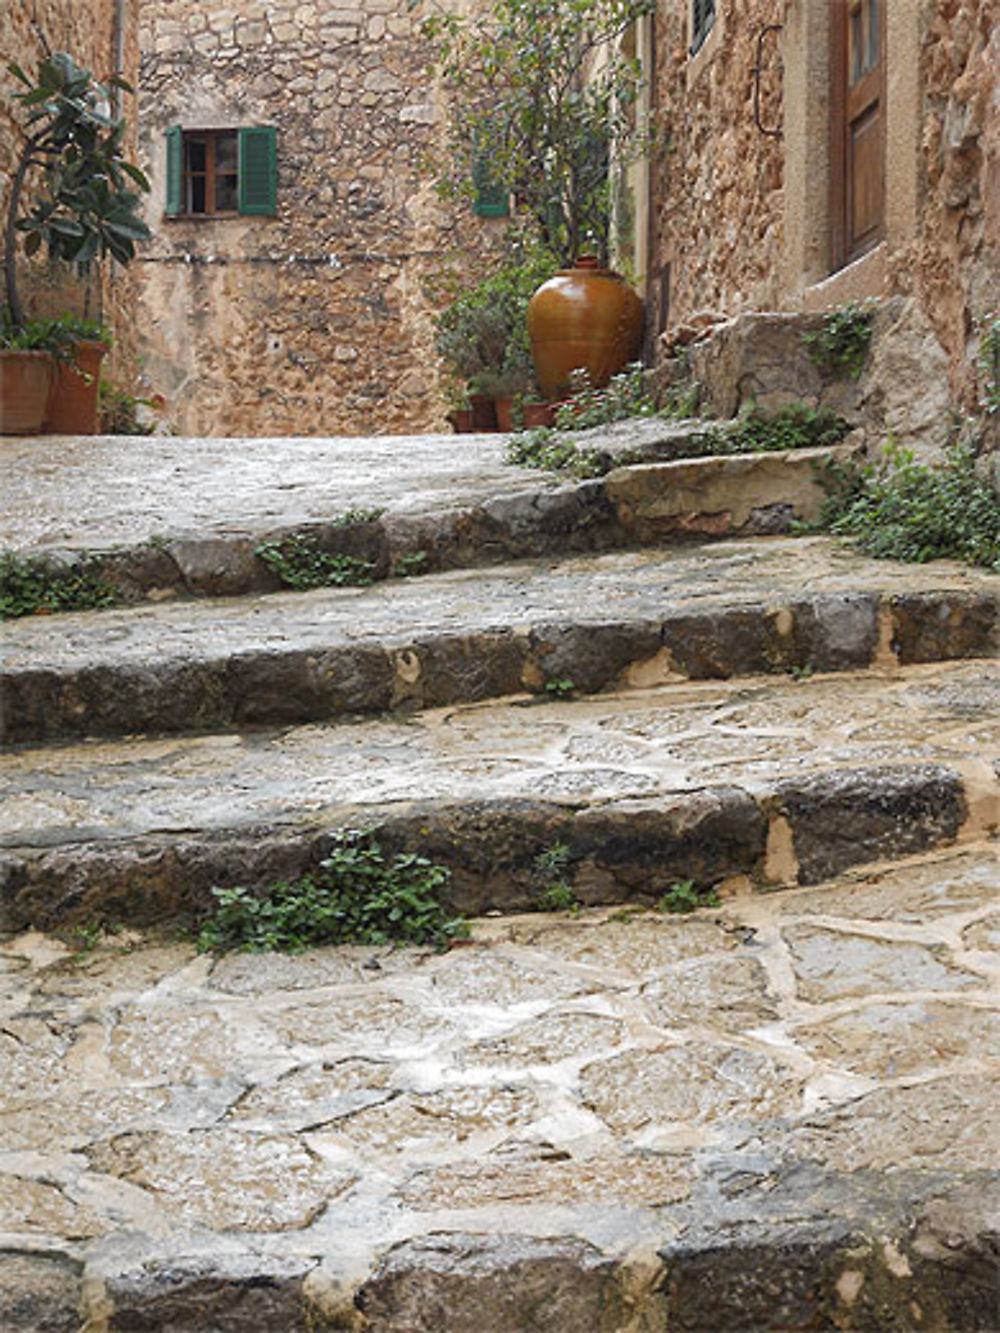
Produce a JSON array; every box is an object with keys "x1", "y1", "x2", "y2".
[
  {"x1": 165, "y1": 126, "x2": 277, "y2": 217},
  {"x1": 690, "y1": 0, "x2": 716, "y2": 56}
]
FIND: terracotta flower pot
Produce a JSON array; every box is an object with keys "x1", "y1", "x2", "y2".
[
  {"x1": 0, "y1": 349, "x2": 55, "y2": 434},
  {"x1": 521, "y1": 401, "x2": 557, "y2": 429},
  {"x1": 527, "y1": 257, "x2": 644, "y2": 401},
  {"x1": 470, "y1": 393, "x2": 498, "y2": 432},
  {"x1": 46, "y1": 339, "x2": 108, "y2": 434},
  {"x1": 493, "y1": 395, "x2": 515, "y2": 432},
  {"x1": 447, "y1": 407, "x2": 476, "y2": 433}
]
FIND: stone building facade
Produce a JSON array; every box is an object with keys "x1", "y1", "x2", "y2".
[
  {"x1": 0, "y1": 0, "x2": 142, "y2": 379},
  {"x1": 645, "y1": 0, "x2": 999, "y2": 414},
  {"x1": 135, "y1": 0, "x2": 499, "y2": 437}
]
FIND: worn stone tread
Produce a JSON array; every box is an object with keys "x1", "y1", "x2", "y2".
[
  {"x1": 1, "y1": 842, "x2": 998, "y2": 1330},
  {"x1": 2, "y1": 537, "x2": 996, "y2": 744},
  {"x1": 2, "y1": 659, "x2": 997, "y2": 930}
]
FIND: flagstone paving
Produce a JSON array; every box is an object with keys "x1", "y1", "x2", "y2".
[{"x1": 0, "y1": 841, "x2": 997, "y2": 1330}]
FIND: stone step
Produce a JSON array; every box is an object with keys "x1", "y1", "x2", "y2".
[
  {"x1": 2, "y1": 429, "x2": 850, "y2": 603},
  {"x1": 2, "y1": 537, "x2": 997, "y2": 746},
  {"x1": 4, "y1": 658, "x2": 997, "y2": 931},
  {"x1": 1, "y1": 839, "x2": 997, "y2": 1330}
]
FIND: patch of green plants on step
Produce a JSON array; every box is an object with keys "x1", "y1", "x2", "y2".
[
  {"x1": 197, "y1": 828, "x2": 467, "y2": 954},
  {"x1": 0, "y1": 551, "x2": 117, "y2": 619},
  {"x1": 695, "y1": 403, "x2": 850, "y2": 456},
  {"x1": 802, "y1": 301, "x2": 875, "y2": 380},
  {"x1": 553, "y1": 364, "x2": 658, "y2": 430},
  {"x1": 656, "y1": 880, "x2": 721, "y2": 914},
  {"x1": 531, "y1": 841, "x2": 580, "y2": 914},
  {"x1": 392, "y1": 550, "x2": 430, "y2": 578},
  {"x1": 331, "y1": 508, "x2": 385, "y2": 528},
  {"x1": 816, "y1": 444, "x2": 1000, "y2": 571},
  {"x1": 255, "y1": 533, "x2": 376, "y2": 590},
  {"x1": 544, "y1": 677, "x2": 576, "y2": 699}
]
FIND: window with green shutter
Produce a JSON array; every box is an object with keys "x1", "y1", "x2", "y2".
[
  {"x1": 690, "y1": 0, "x2": 716, "y2": 55},
  {"x1": 164, "y1": 126, "x2": 276, "y2": 217},
  {"x1": 472, "y1": 154, "x2": 509, "y2": 219}
]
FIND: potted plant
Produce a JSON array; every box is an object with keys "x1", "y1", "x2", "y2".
[
  {"x1": 434, "y1": 239, "x2": 559, "y2": 429},
  {"x1": 2, "y1": 48, "x2": 149, "y2": 434},
  {"x1": 421, "y1": 0, "x2": 653, "y2": 398}
]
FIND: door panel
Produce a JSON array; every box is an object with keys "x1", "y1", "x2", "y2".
[{"x1": 830, "y1": 0, "x2": 886, "y2": 270}]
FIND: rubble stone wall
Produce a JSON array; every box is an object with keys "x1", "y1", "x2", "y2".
[
  {"x1": 0, "y1": 0, "x2": 142, "y2": 384},
  {"x1": 649, "y1": 0, "x2": 998, "y2": 420},
  {"x1": 136, "y1": 0, "x2": 497, "y2": 438}
]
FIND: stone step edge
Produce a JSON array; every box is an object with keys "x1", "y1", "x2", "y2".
[
  {"x1": 9, "y1": 1174, "x2": 997, "y2": 1333},
  {"x1": 3, "y1": 586, "x2": 996, "y2": 746},
  {"x1": 8, "y1": 445, "x2": 848, "y2": 606},
  {"x1": 4, "y1": 759, "x2": 994, "y2": 932}
]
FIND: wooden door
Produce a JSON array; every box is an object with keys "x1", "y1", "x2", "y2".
[{"x1": 830, "y1": 0, "x2": 886, "y2": 270}]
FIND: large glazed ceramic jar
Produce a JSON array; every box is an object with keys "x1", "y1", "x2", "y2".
[{"x1": 527, "y1": 257, "x2": 644, "y2": 400}]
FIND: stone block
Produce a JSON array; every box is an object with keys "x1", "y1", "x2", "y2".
[{"x1": 0, "y1": 1251, "x2": 82, "y2": 1332}]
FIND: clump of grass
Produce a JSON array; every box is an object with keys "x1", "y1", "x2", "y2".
[
  {"x1": 656, "y1": 880, "x2": 721, "y2": 914},
  {"x1": 817, "y1": 444, "x2": 1000, "y2": 571},
  {"x1": 0, "y1": 551, "x2": 117, "y2": 619},
  {"x1": 255, "y1": 533, "x2": 376, "y2": 590},
  {"x1": 197, "y1": 829, "x2": 466, "y2": 954}
]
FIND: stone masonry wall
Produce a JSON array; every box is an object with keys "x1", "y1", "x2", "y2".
[
  {"x1": 0, "y1": 0, "x2": 142, "y2": 384},
  {"x1": 647, "y1": 1, "x2": 786, "y2": 340},
  {"x1": 649, "y1": 0, "x2": 998, "y2": 419},
  {"x1": 136, "y1": 0, "x2": 497, "y2": 437}
]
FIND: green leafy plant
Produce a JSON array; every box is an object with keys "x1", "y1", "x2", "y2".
[
  {"x1": 4, "y1": 49, "x2": 150, "y2": 330},
  {"x1": 656, "y1": 880, "x2": 720, "y2": 914},
  {"x1": 553, "y1": 364, "x2": 657, "y2": 429},
  {"x1": 978, "y1": 314, "x2": 1000, "y2": 416},
  {"x1": 255, "y1": 533, "x2": 376, "y2": 590},
  {"x1": 802, "y1": 301, "x2": 875, "y2": 380},
  {"x1": 531, "y1": 841, "x2": 579, "y2": 913},
  {"x1": 331, "y1": 508, "x2": 385, "y2": 528},
  {"x1": 420, "y1": 0, "x2": 655, "y2": 265},
  {"x1": 696, "y1": 403, "x2": 850, "y2": 455},
  {"x1": 817, "y1": 444, "x2": 1000, "y2": 571},
  {"x1": 543, "y1": 678, "x2": 577, "y2": 699},
  {"x1": 99, "y1": 380, "x2": 166, "y2": 434},
  {"x1": 197, "y1": 828, "x2": 467, "y2": 953},
  {"x1": 0, "y1": 550, "x2": 117, "y2": 618},
  {"x1": 392, "y1": 550, "x2": 430, "y2": 578}
]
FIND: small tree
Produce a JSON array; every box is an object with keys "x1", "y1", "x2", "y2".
[
  {"x1": 418, "y1": 0, "x2": 655, "y2": 267},
  {"x1": 3, "y1": 50, "x2": 150, "y2": 331}
]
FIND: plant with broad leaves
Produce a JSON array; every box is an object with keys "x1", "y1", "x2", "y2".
[
  {"x1": 416, "y1": 0, "x2": 657, "y2": 266},
  {"x1": 3, "y1": 49, "x2": 150, "y2": 329}
]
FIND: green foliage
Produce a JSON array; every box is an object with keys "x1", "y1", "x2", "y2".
[
  {"x1": 0, "y1": 550, "x2": 116, "y2": 619},
  {"x1": 656, "y1": 880, "x2": 720, "y2": 914},
  {"x1": 255, "y1": 533, "x2": 376, "y2": 590},
  {"x1": 818, "y1": 444, "x2": 1000, "y2": 571},
  {"x1": 802, "y1": 302, "x2": 875, "y2": 380},
  {"x1": 978, "y1": 314, "x2": 1000, "y2": 416},
  {"x1": 420, "y1": 0, "x2": 655, "y2": 265},
  {"x1": 697, "y1": 403, "x2": 850, "y2": 455},
  {"x1": 198, "y1": 829, "x2": 466, "y2": 954},
  {"x1": 392, "y1": 550, "x2": 430, "y2": 578},
  {"x1": 434, "y1": 240, "x2": 560, "y2": 395},
  {"x1": 0, "y1": 311, "x2": 109, "y2": 353},
  {"x1": 543, "y1": 678, "x2": 576, "y2": 699},
  {"x1": 532, "y1": 841, "x2": 579, "y2": 913},
  {"x1": 553, "y1": 363, "x2": 656, "y2": 430},
  {"x1": 4, "y1": 51, "x2": 150, "y2": 326},
  {"x1": 331, "y1": 508, "x2": 385, "y2": 528}
]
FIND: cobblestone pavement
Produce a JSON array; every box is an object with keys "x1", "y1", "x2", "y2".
[{"x1": 1, "y1": 841, "x2": 997, "y2": 1329}]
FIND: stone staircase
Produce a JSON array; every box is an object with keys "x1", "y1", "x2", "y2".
[{"x1": 1, "y1": 427, "x2": 998, "y2": 1331}]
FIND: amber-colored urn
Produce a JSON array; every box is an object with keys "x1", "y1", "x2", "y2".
[{"x1": 527, "y1": 257, "x2": 644, "y2": 400}]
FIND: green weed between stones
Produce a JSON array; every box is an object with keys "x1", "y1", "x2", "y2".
[
  {"x1": 0, "y1": 551, "x2": 117, "y2": 619},
  {"x1": 816, "y1": 444, "x2": 1000, "y2": 571},
  {"x1": 532, "y1": 841, "x2": 580, "y2": 914},
  {"x1": 802, "y1": 300, "x2": 875, "y2": 380},
  {"x1": 656, "y1": 880, "x2": 721, "y2": 914},
  {"x1": 197, "y1": 829, "x2": 467, "y2": 954},
  {"x1": 979, "y1": 314, "x2": 1000, "y2": 416},
  {"x1": 255, "y1": 533, "x2": 376, "y2": 590}
]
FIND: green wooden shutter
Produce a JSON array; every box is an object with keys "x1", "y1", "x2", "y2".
[
  {"x1": 165, "y1": 125, "x2": 182, "y2": 216},
  {"x1": 473, "y1": 153, "x2": 509, "y2": 219},
  {"x1": 238, "y1": 126, "x2": 277, "y2": 216},
  {"x1": 690, "y1": 0, "x2": 716, "y2": 54}
]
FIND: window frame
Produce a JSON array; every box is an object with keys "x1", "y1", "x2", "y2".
[
  {"x1": 690, "y1": 0, "x2": 717, "y2": 57},
  {"x1": 164, "y1": 125, "x2": 277, "y2": 219}
]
